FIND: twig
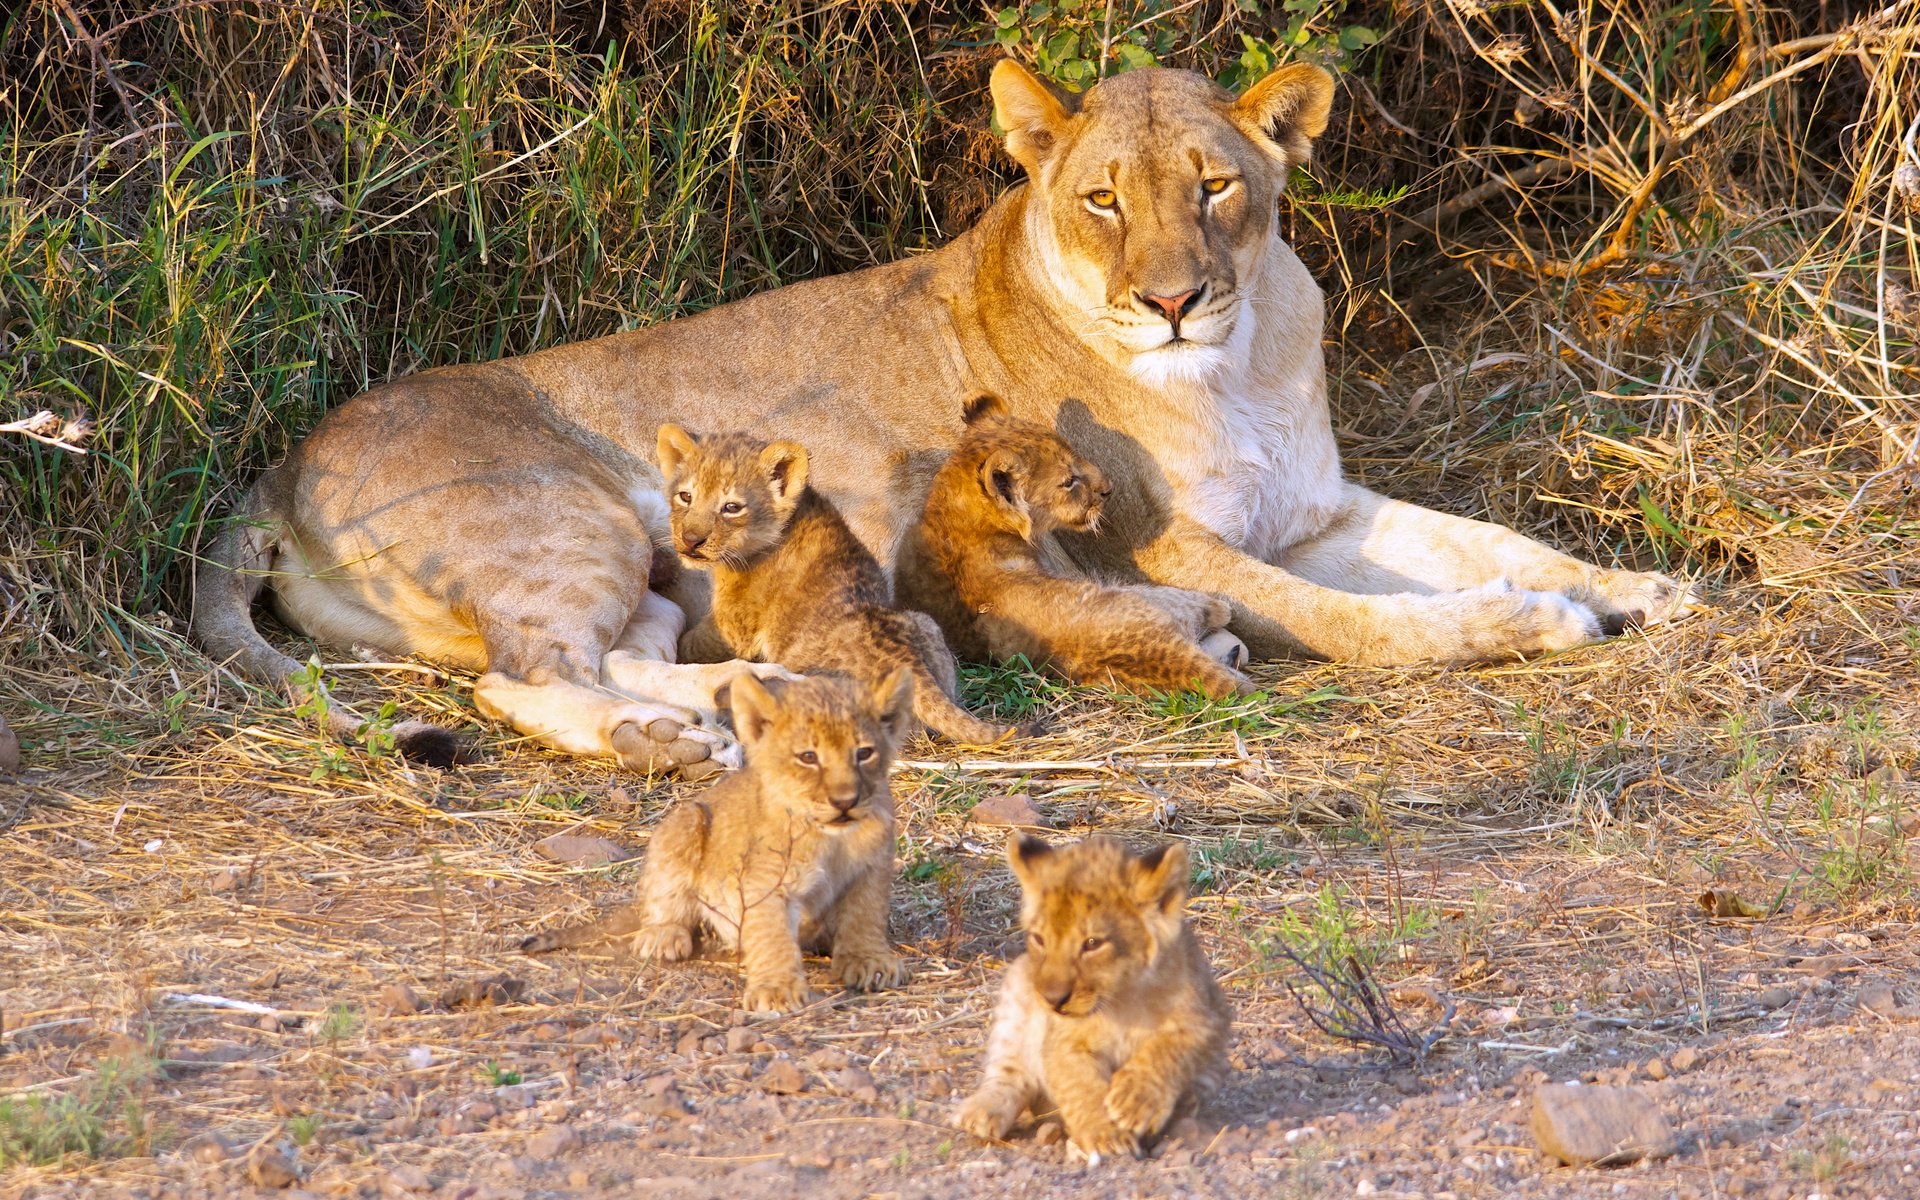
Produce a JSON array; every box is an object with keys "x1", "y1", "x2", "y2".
[{"x1": 1, "y1": 411, "x2": 95, "y2": 455}]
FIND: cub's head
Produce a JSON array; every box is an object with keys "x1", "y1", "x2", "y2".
[
  {"x1": 953, "y1": 394, "x2": 1110, "y2": 540},
  {"x1": 728, "y1": 669, "x2": 915, "y2": 833},
  {"x1": 656, "y1": 425, "x2": 808, "y2": 567},
  {"x1": 989, "y1": 59, "x2": 1334, "y2": 383},
  {"x1": 1005, "y1": 833, "x2": 1190, "y2": 1017}
]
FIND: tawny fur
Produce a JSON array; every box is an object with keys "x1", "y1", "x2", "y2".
[
  {"x1": 899, "y1": 395, "x2": 1251, "y2": 698},
  {"x1": 520, "y1": 671, "x2": 915, "y2": 1013},
  {"x1": 956, "y1": 834, "x2": 1233, "y2": 1159},
  {"x1": 657, "y1": 425, "x2": 1015, "y2": 747}
]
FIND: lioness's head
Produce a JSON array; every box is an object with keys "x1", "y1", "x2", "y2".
[
  {"x1": 656, "y1": 424, "x2": 808, "y2": 567},
  {"x1": 1006, "y1": 833, "x2": 1190, "y2": 1017},
  {"x1": 729, "y1": 670, "x2": 914, "y2": 833},
  {"x1": 990, "y1": 59, "x2": 1334, "y2": 382},
  {"x1": 952, "y1": 393, "x2": 1110, "y2": 540}
]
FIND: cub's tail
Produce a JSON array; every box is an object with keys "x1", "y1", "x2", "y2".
[
  {"x1": 190, "y1": 474, "x2": 461, "y2": 766},
  {"x1": 910, "y1": 664, "x2": 1020, "y2": 747},
  {"x1": 519, "y1": 906, "x2": 646, "y2": 954}
]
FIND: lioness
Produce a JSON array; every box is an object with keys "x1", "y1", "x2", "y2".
[{"x1": 193, "y1": 59, "x2": 1695, "y2": 774}]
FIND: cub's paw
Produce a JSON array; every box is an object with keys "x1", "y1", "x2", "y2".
[
  {"x1": 632, "y1": 924, "x2": 694, "y2": 962},
  {"x1": 1198, "y1": 628, "x2": 1249, "y2": 671},
  {"x1": 1068, "y1": 1119, "x2": 1141, "y2": 1163},
  {"x1": 741, "y1": 976, "x2": 812, "y2": 1014},
  {"x1": 832, "y1": 952, "x2": 910, "y2": 992},
  {"x1": 1104, "y1": 1068, "x2": 1178, "y2": 1141},
  {"x1": 1577, "y1": 569, "x2": 1704, "y2": 635},
  {"x1": 956, "y1": 1092, "x2": 1019, "y2": 1141}
]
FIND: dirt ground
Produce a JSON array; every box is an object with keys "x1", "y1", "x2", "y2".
[{"x1": 3, "y1": 572, "x2": 1918, "y2": 1200}]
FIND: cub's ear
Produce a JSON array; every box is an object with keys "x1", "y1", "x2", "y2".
[
  {"x1": 1131, "y1": 842, "x2": 1190, "y2": 916},
  {"x1": 871, "y1": 666, "x2": 916, "y2": 748},
  {"x1": 656, "y1": 423, "x2": 700, "y2": 478},
  {"x1": 727, "y1": 672, "x2": 781, "y2": 746},
  {"x1": 1006, "y1": 832, "x2": 1054, "y2": 887},
  {"x1": 759, "y1": 440, "x2": 810, "y2": 503},
  {"x1": 978, "y1": 448, "x2": 1033, "y2": 541},
  {"x1": 1228, "y1": 62, "x2": 1335, "y2": 168},
  {"x1": 990, "y1": 58, "x2": 1076, "y2": 175},
  {"x1": 962, "y1": 393, "x2": 1011, "y2": 427}
]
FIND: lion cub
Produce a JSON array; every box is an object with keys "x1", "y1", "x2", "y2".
[
  {"x1": 656, "y1": 424, "x2": 1014, "y2": 746},
  {"x1": 956, "y1": 834, "x2": 1232, "y2": 1159},
  {"x1": 520, "y1": 671, "x2": 913, "y2": 1012},
  {"x1": 900, "y1": 395, "x2": 1250, "y2": 698}
]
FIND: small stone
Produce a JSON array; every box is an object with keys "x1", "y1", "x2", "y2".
[
  {"x1": 1758, "y1": 987, "x2": 1794, "y2": 1010},
  {"x1": 247, "y1": 1148, "x2": 300, "y2": 1189},
  {"x1": 209, "y1": 866, "x2": 245, "y2": 894},
  {"x1": 567, "y1": 1169, "x2": 590, "y2": 1188},
  {"x1": 1643, "y1": 1058, "x2": 1668, "y2": 1081},
  {"x1": 760, "y1": 1059, "x2": 807, "y2": 1095},
  {"x1": 1531, "y1": 1084, "x2": 1678, "y2": 1166},
  {"x1": 1669, "y1": 1047, "x2": 1700, "y2": 1072},
  {"x1": 467, "y1": 1101, "x2": 498, "y2": 1123},
  {"x1": 532, "y1": 833, "x2": 634, "y2": 865},
  {"x1": 377, "y1": 983, "x2": 422, "y2": 1017},
  {"x1": 675, "y1": 1029, "x2": 704, "y2": 1058},
  {"x1": 971, "y1": 793, "x2": 1048, "y2": 828},
  {"x1": 438, "y1": 976, "x2": 526, "y2": 1008},
  {"x1": 0, "y1": 712, "x2": 18, "y2": 775},
  {"x1": 1859, "y1": 983, "x2": 1899, "y2": 1015},
  {"x1": 525, "y1": 1125, "x2": 579, "y2": 1160},
  {"x1": 384, "y1": 1165, "x2": 433, "y2": 1193},
  {"x1": 569, "y1": 1023, "x2": 620, "y2": 1046},
  {"x1": 184, "y1": 1135, "x2": 232, "y2": 1164},
  {"x1": 807, "y1": 1048, "x2": 851, "y2": 1071},
  {"x1": 832, "y1": 1068, "x2": 877, "y2": 1103}
]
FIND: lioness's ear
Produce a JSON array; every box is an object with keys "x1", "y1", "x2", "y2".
[
  {"x1": 1229, "y1": 62, "x2": 1335, "y2": 168},
  {"x1": 979, "y1": 448, "x2": 1033, "y2": 541},
  {"x1": 962, "y1": 393, "x2": 1010, "y2": 427},
  {"x1": 990, "y1": 59, "x2": 1075, "y2": 174},
  {"x1": 1132, "y1": 842, "x2": 1190, "y2": 916},
  {"x1": 759, "y1": 440, "x2": 810, "y2": 503},
  {"x1": 1006, "y1": 832, "x2": 1054, "y2": 887},
  {"x1": 872, "y1": 667, "x2": 915, "y2": 747},
  {"x1": 657, "y1": 423, "x2": 699, "y2": 477},
  {"x1": 727, "y1": 672, "x2": 780, "y2": 746}
]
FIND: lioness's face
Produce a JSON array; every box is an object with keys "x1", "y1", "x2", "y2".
[
  {"x1": 728, "y1": 670, "x2": 914, "y2": 834},
  {"x1": 656, "y1": 425, "x2": 809, "y2": 568},
  {"x1": 1006, "y1": 834, "x2": 1189, "y2": 1018},
  {"x1": 990, "y1": 61, "x2": 1334, "y2": 381}
]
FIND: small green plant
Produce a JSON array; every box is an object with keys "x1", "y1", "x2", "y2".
[
  {"x1": 481, "y1": 1061, "x2": 523, "y2": 1087},
  {"x1": 1190, "y1": 832, "x2": 1291, "y2": 892},
  {"x1": 1256, "y1": 882, "x2": 1440, "y2": 976},
  {"x1": 1136, "y1": 684, "x2": 1367, "y2": 736},
  {"x1": 1788, "y1": 1132, "x2": 1852, "y2": 1181},
  {"x1": 286, "y1": 1113, "x2": 322, "y2": 1147},
  {"x1": 0, "y1": 1052, "x2": 157, "y2": 1167},
  {"x1": 318, "y1": 1002, "x2": 359, "y2": 1046},
  {"x1": 957, "y1": 657, "x2": 1059, "y2": 720}
]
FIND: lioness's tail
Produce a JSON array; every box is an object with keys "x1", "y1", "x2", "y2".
[
  {"x1": 191, "y1": 476, "x2": 461, "y2": 766},
  {"x1": 519, "y1": 906, "x2": 646, "y2": 954}
]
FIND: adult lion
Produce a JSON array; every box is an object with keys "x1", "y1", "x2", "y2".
[{"x1": 192, "y1": 60, "x2": 1694, "y2": 777}]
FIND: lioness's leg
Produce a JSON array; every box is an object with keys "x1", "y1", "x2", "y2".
[
  {"x1": 1137, "y1": 516, "x2": 1601, "y2": 665},
  {"x1": 1279, "y1": 483, "x2": 1699, "y2": 633}
]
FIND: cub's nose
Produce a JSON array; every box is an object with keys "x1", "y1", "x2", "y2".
[
  {"x1": 1044, "y1": 985, "x2": 1074, "y2": 1013},
  {"x1": 677, "y1": 532, "x2": 707, "y2": 555},
  {"x1": 829, "y1": 792, "x2": 858, "y2": 814},
  {"x1": 1140, "y1": 288, "x2": 1199, "y2": 322}
]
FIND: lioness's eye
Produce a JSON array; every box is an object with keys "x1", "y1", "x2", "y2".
[
  {"x1": 1080, "y1": 936, "x2": 1106, "y2": 953},
  {"x1": 721, "y1": 501, "x2": 746, "y2": 517},
  {"x1": 674, "y1": 490, "x2": 692, "y2": 504},
  {"x1": 1086, "y1": 189, "x2": 1117, "y2": 211},
  {"x1": 1202, "y1": 177, "x2": 1232, "y2": 197},
  {"x1": 1029, "y1": 931, "x2": 1045, "y2": 948},
  {"x1": 796, "y1": 749, "x2": 819, "y2": 766},
  {"x1": 855, "y1": 746, "x2": 876, "y2": 763}
]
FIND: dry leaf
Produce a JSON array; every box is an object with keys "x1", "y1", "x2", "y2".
[{"x1": 1699, "y1": 889, "x2": 1766, "y2": 919}]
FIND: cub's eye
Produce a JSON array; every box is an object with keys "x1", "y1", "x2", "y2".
[
  {"x1": 673, "y1": 491, "x2": 692, "y2": 505},
  {"x1": 1080, "y1": 936, "x2": 1106, "y2": 954},
  {"x1": 1201, "y1": 176, "x2": 1233, "y2": 197},
  {"x1": 1028, "y1": 931, "x2": 1046, "y2": 948},
  {"x1": 855, "y1": 745, "x2": 876, "y2": 763},
  {"x1": 1085, "y1": 189, "x2": 1118, "y2": 211},
  {"x1": 795, "y1": 749, "x2": 819, "y2": 766},
  {"x1": 720, "y1": 501, "x2": 746, "y2": 517},
  {"x1": 1064, "y1": 474, "x2": 1080, "y2": 490}
]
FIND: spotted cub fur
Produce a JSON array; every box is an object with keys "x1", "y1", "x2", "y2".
[
  {"x1": 520, "y1": 671, "x2": 914, "y2": 1013},
  {"x1": 956, "y1": 834, "x2": 1233, "y2": 1159},
  {"x1": 900, "y1": 395, "x2": 1249, "y2": 697}
]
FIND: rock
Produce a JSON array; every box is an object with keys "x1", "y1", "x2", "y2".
[
  {"x1": 532, "y1": 833, "x2": 633, "y2": 866},
  {"x1": 1859, "y1": 983, "x2": 1898, "y2": 1015},
  {"x1": 183, "y1": 1134, "x2": 232, "y2": 1164},
  {"x1": 208, "y1": 866, "x2": 245, "y2": 894},
  {"x1": 726, "y1": 1027, "x2": 757, "y2": 1054},
  {"x1": 384, "y1": 1165, "x2": 433, "y2": 1193},
  {"x1": 1758, "y1": 986, "x2": 1794, "y2": 1010},
  {"x1": 376, "y1": 983, "x2": 422, "y2": 1017},
  {"x1": 1669, "y1": 1047, "x2": 1701, "y2": 1072},
  {"x1": 0, "y1": 712, "x2": 18, "y2": 775},
  {"x1": 1530, "y1": 1084, "x2": 1678, "y2": 1166},
  {"x1": 630, "y1": 1082, "x2": 690, "y2": 1120},
  {"x1": 972, "y1": 793, "x2": 1048, "y2": 829},
  {"x1": 832, "y1": 1068, "x2": 877, "y2": 1103},
  {"x1": 1643, "y1": 1057, "x2": 1668, "y2": 1081},
  {"x1": 247, "y1": 1147, "x2": 300, "y2": 1188},
  {"x1": 525, "y1": 1125, "x2": 579, "y2": 1160},
  {"x1": 759, "y1": 1059, "x2": 807, "y2": 1095},
  {"x1": 807, "y1": 1048, "x2": 851, "y2": 1072},
  {"x1": 438, "y1": 976, "x2": 526, "y2": 1008},
  {"x1": 568, "y1": 1023, "x2": 621, "y2": 1046}
]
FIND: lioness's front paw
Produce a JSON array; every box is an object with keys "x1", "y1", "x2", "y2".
[
  {"x1": 1104, "y1": 1068, "x2": 1178, "y2": 1140},
  {"x1": 741, "y1": 976, "x2": 811, "y2": 1014},
  {"x1": 832, "y1": 952, "x2": 910, "y2": 992},
  {"x1": 608, "y1": 708, "x2": 739, "y2": 780},
  {"x1": 1069, "y1": 1119, "x2": 1141, "y2": 1162},
  {"x1": 1454, "y1": 579, "x2": 1603, "y2": 659},
  {"x1": 956, "y1": 1093, "x2": 1019, "y2": 1141},
  {"x1": 1577, "y1": 569, "x2": 1703, "y2": 635},
  {"x1": 1198, "y1": 628, "x2": 1249, "y2": 671},
  {"x1": 632, "y1": 924, "x2": 694, "y2": 962}
]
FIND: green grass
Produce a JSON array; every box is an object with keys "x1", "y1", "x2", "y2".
[
  {"x1": 957, "y1": 657, "x2": 1064, "y2": 721},
  {"x1": 0, "y1": 1052, "x2": 158, "y2": 1168}
]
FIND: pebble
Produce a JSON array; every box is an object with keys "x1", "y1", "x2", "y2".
[
  {"x1": 1669, "y1": 1047, "x2": 1701, "y2": 1072},
  {"x1": 376, "y1": 983, "x2": 422, "y2": 1017},
  {"x1": 807, "y1": 1048, "x2": 851, "y2": 1071},
  {"x1": 726, "y1": 1027, "x2": 758, "y2": 1054},
  {"x1": 832, "y1": 1068, "x2": 877, "y2": 1103},
  {"x1": 1530, "y1": 1084, "x2": 1678, "y2": 1166},
  {"x1": 247, "y1": 1148, "x2": 300, "y2": 1189},
  {"x1": 384, "y1": 1165, "x2": 433, "y2": 1194},
  {"x1": 532, "y1": 833, "x2": 633, "y2": 865},
  {"x1": 971, "y1": 793, "x2": 1049, "y2": 828},
  {"x1": 760, "y1": 1059, "x2": 807, "y2": 1095},
  {"x1": 1859, "y1": 983, "x2": 1898, "y2": 1015},
  {"x1": 525, "y1": 1125, "x2": 580, "y2": 1160},
  {"x1": 1758, "y1": 986, "x2": 1794, "y2": 1010}
]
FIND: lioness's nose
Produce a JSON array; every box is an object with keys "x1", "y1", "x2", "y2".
[{"x1": 1141, "y1": 289, "x2": 1199, "y2": 321}]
